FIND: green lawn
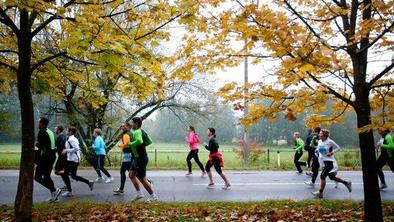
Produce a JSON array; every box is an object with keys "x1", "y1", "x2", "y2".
[
  {"x1": 0, "y1": 143, "x2": 363, "y2": 170},
  {"x1": 1, "y1": 200, "x2": 393, "y2": 221}
]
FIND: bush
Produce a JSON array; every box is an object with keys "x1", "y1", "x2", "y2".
[{"x1": 233, "y1": 139, "x2": 265, "y2": 165}]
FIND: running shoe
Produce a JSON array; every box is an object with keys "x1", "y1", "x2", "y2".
[
  {"x1": 185, "y1": 172, "x2": 192, "y2": 176},
  {"x1": 48, "y1": 188, "x2": 62, "y2": 202},
  {"x1": 105, "y1": 177, "x2": 114, "y2": 183},
  {"x1": 60, "y1": 186, "x2": 68, "y2": 191},
  {"x1": 296, "y1": 171, "x2": 303, "y2": 175},
  {"x1": 335, "y1": 181, "x2": 339, "y2": 188},
  {"x1": 147, "y1": 193, "x2": 159, "y2": 202},
  {"x1": 304, "y1": 180, "x2": 315, "y2": 188},
  {"x1": 89, "y1": 180, "x2": 95, "y2": 191},
  {"x1": 113, "y1": 189, "x2": 124, "y2": 196},
  {"x1": 133, "y1": 193, "x2": 145, "y2": 201},
  {"x1": 380, "y1": 183, "x2": 388, "y2": 190},
  {"x1": 207, "y1": 183, "x2": 215, "y2": 189},
  {"x1": 345, "y1": 181, "x2": 352, "y2": 192},
  {"x1": 312, "y1": 190, "x2": 323, "y2": 199},
  {"x1": 201, "y1": 172, "x2": 207, "y2": 178},
  {"x1": 305, "y1": 172, "x2": 313, "y2": 177},
  {"x1": 61, "y1": 191, "x2": 74, "y2": 197},
  {"x1": 222, "y1": 183, "x2": 231, "y2": 190},
  {"x1": 95, "y1": 177, "x2": 104, "y2": 183}
]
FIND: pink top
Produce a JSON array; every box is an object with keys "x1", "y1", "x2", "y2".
[{"x1": 186, "y1": 132, "x2": 200, "y2": 150}]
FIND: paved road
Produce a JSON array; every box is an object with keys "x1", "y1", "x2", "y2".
[{"x1": 1, "y1": 170, "x2": 393, "y2": 204}]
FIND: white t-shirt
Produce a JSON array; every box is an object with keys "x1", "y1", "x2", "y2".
[{"x1": 317, "y1": 138, "x2": 340, "y2": 163}]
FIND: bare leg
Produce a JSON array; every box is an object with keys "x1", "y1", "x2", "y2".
[
  {"x1": 208, "y1": 171, "x2": 213, "y2": 184},
  {"x1": 138, "y1": 177, "x2": 153, "y2": 195},
  {"x1": 319, "y1": 179, "x2": 326, "y2": 193},
  {"x1": 220, "y1": 173, "x2": 230, "y2": 185},
  {"x1": 129, "y1": 171, "x2": 140, "y2": 192}
]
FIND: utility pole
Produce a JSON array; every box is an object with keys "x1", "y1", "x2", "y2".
[{"x1": 243, "y1": 39, "x2": 250, "y2": 167}]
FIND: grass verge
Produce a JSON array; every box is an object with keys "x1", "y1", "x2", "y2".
[{"x1": 1, "y1": 200, "x2": 393, "y2": 221}]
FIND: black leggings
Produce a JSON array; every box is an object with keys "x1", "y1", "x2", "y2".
[
  {"x1": 311, "y1": 154, "x2": 320, "y2": 183},
  {"x1": 63, "y1": 161, "x2": 90, "y2": 192},
  {"x1": 120, "y1": 161, "x2": 131, "y2": 190},
  {"x1": 94, "y1": 155, "x2": 111, "y2": 178},
  {"x1": 205, "y1": 157, "x2": 222, "y2": 175},
  {"x1": 294, "y1": 151, "x2": 306, "y2": 173},
  {"x1": 35, "y1": 155, "x2": 56, "y2": 193},
  {"x1": 186, "y1": 149, "x2": 205, "y2": 173},
  {"x1": 377, "y1": 151, "x2": 394, "y2": 185},
  {"x1": 307, "y1": 149, "x2": 314, "y2": 168}
]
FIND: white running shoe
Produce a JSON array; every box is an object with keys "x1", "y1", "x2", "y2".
[
  {"x1": 312, "y1": 190, "x2": 323, "y2": 199},
  {"x1": 95, "y1": 177, "x2": 104, "y2": 183},
  {"x1": 380, "y1": 183, "x2": 388, "y2": 190},
  {"x1": 105, "y1": 177, "x2": 114, "y2": 183},
  {"x1": 335, "y1": 181, "x2": 339, "y2": 188},
  {"x1": 207, "y1": 183, "x2": 215, "y2": 189},
  {"x1": 61, "y1": 191, "x2": 74, "y2": 197},
  {"x1": 48, "y1": 188, "x2": 62, "y2": 203},
  {"x1": 304, "y1": 180, "x2": 315, "y2": 188},
  {"x1": 222, "y1": 184, "x2": 231, "y2": 190},
  {"x1": 133, "y1": 192, "x2": 145, "y2": 201},
  {"x1": 147, "y1": 193, "x2": 159, "y2": 202}
]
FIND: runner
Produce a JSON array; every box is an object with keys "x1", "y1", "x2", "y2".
[
  {"x1": 128, "y1": 117, "x2": 158, "y2": 201},
  {"x1": 113, "y1": 122, "x2": 133, "y2": 195},
  {"x1": 293, "y1": 132, "x2": 306, "y2": 174},
  {"x1": 34, "y1": 117, "x2": 61, "y2": 202},
  {"x1": 312, "y1": 129, "x2": 352, "y2": 198},
  {"x1": 376, "y1": 127, "x2": 394, "y2": 190},
  {"x1": 61, "y1": 127, "x2": 94, "y2": 197},
  {"x1": 305, "y1": 127, "x2": 321, "y2": 188},
  {"x1": 92, "y1": 128, "x2": 113, "y2": 183},
  {"x1": 185, "y1": 126, "x2": 206, "y2": 176},
  {"x1": 304, "y1": 129, "x2": 314, "y2": 169},
  {"x1": 204, "y1": 128, "x2": 231, "y2": 190},
  {"x1": 54, "y1": 125, "x2": 68, "y2": 191}
]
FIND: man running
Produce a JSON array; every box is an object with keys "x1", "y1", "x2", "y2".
[
  {"x1": 376, "y1": 128, "x2": 394, "y2": 190},
  {"x1": 305, "y1": 127, "x2": 321, "y2": 188},
  {"x1": 293, "y1": 132, "x2": 306, "y2": 174},
  {"x1": 185, "y1": 126, "x2": 206, "y2": 176},
  {"x1": 54, "y1": 125, "x2": 68, "y2": 191},
  {"x1": 34, "y1": 117, "x2": 61, "y2": 202},
  {"x1": 113, "y1": 122, "x2": 133, "y2": 195},
  {"x1": 92, "y1": 128, "x2": 113, "y2": 183},
  {"x1": 304, "y1": 129, "x2": 314, "y2": 169},
  {"x1": 205, "y1": 128, "x2": 231, "y2": 190},
  {"x1": 312, "y1": 129, "x2": 352, "y2": 198},
  {"x1": 128, "y1": 117, "x2": 158, "y2": 201},
  {"x1": 61, "y1": 127, "x2": 94, "y2": 197}
]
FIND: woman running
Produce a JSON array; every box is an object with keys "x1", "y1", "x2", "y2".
[
  {"x1": 61, "y1": 127, "x2": 94, "y2": 197},
  {"x1": 185, "y1": 126, "x2": 206, "y2": 176},
  {"x1": 204, "y1": 128, "x2": 231, "y2": 189},
  {"x1": 376, "y1": 128, "x2": 394, "y2": 190},
  {"x1": 92, "y1": 128, "x2": 113, "y2": 183},
  {"x1": 312, "y1": 129, "x2": 352, "y2": 198}
]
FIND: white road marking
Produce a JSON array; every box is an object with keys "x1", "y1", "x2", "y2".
[{"x1": 192, "y1": 182, "x2": 363, "y2": 186}]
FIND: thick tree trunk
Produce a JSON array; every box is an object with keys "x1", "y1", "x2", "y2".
[
  {"x1": 14, "y1": 10, "x2": 34, "y2": 222},
  {"x1": 355, "y1": 102, "x2": 383, "y2": 222}
]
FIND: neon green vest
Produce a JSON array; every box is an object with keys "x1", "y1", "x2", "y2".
[{"x1": 46, "y1": 128, "x2": 56, "y2": 150}]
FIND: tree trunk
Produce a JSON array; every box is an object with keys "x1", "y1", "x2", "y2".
[
  {"x1": 355, "y1": 102, "x2": 383, "y2": 222},
  {"x1": 14, "y1": 9, "x2": 34, "y2": 222}
]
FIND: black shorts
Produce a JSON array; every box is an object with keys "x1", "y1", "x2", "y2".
[
  {"x1": 55, "y1": 155, "x2": 67, "y2": 172},
  {"x1": 320, "y1": 161, "x2": 336, "y2": 180},
  {"x1": 131, "y1": 156, "x2": 148, "y2": 179}
]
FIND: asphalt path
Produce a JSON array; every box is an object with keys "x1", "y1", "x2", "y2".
[{"x1": 1, "y1": 170, "x2": 393, "y2": 204}]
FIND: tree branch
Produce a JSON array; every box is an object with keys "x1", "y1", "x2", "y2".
[
  {"x1": 134, "y1": 13, "x2": 183, "y2": 41},
  {"x1": 368, "y1": 63, "x2": 394, "y2": 88},
  {"x1": 0, "y1": 60, "x2": 17, "y2": 72},
  {"x1": 0, "y1": 7, "x2": 19, "y2": 36},
  {"x1": 30, "y1": 51, "x2": 66, "y2": 72}
]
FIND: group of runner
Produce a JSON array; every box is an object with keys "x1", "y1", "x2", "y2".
[
  {"x1": 34, "y1": 116, "x2": 157, "y2": 202},
  {"x1": 34, "y1": 115, "x2": 393, "y2": 202},
  {"x1": 292, "y1": 126, "x2": 394, "y2": 198}
]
